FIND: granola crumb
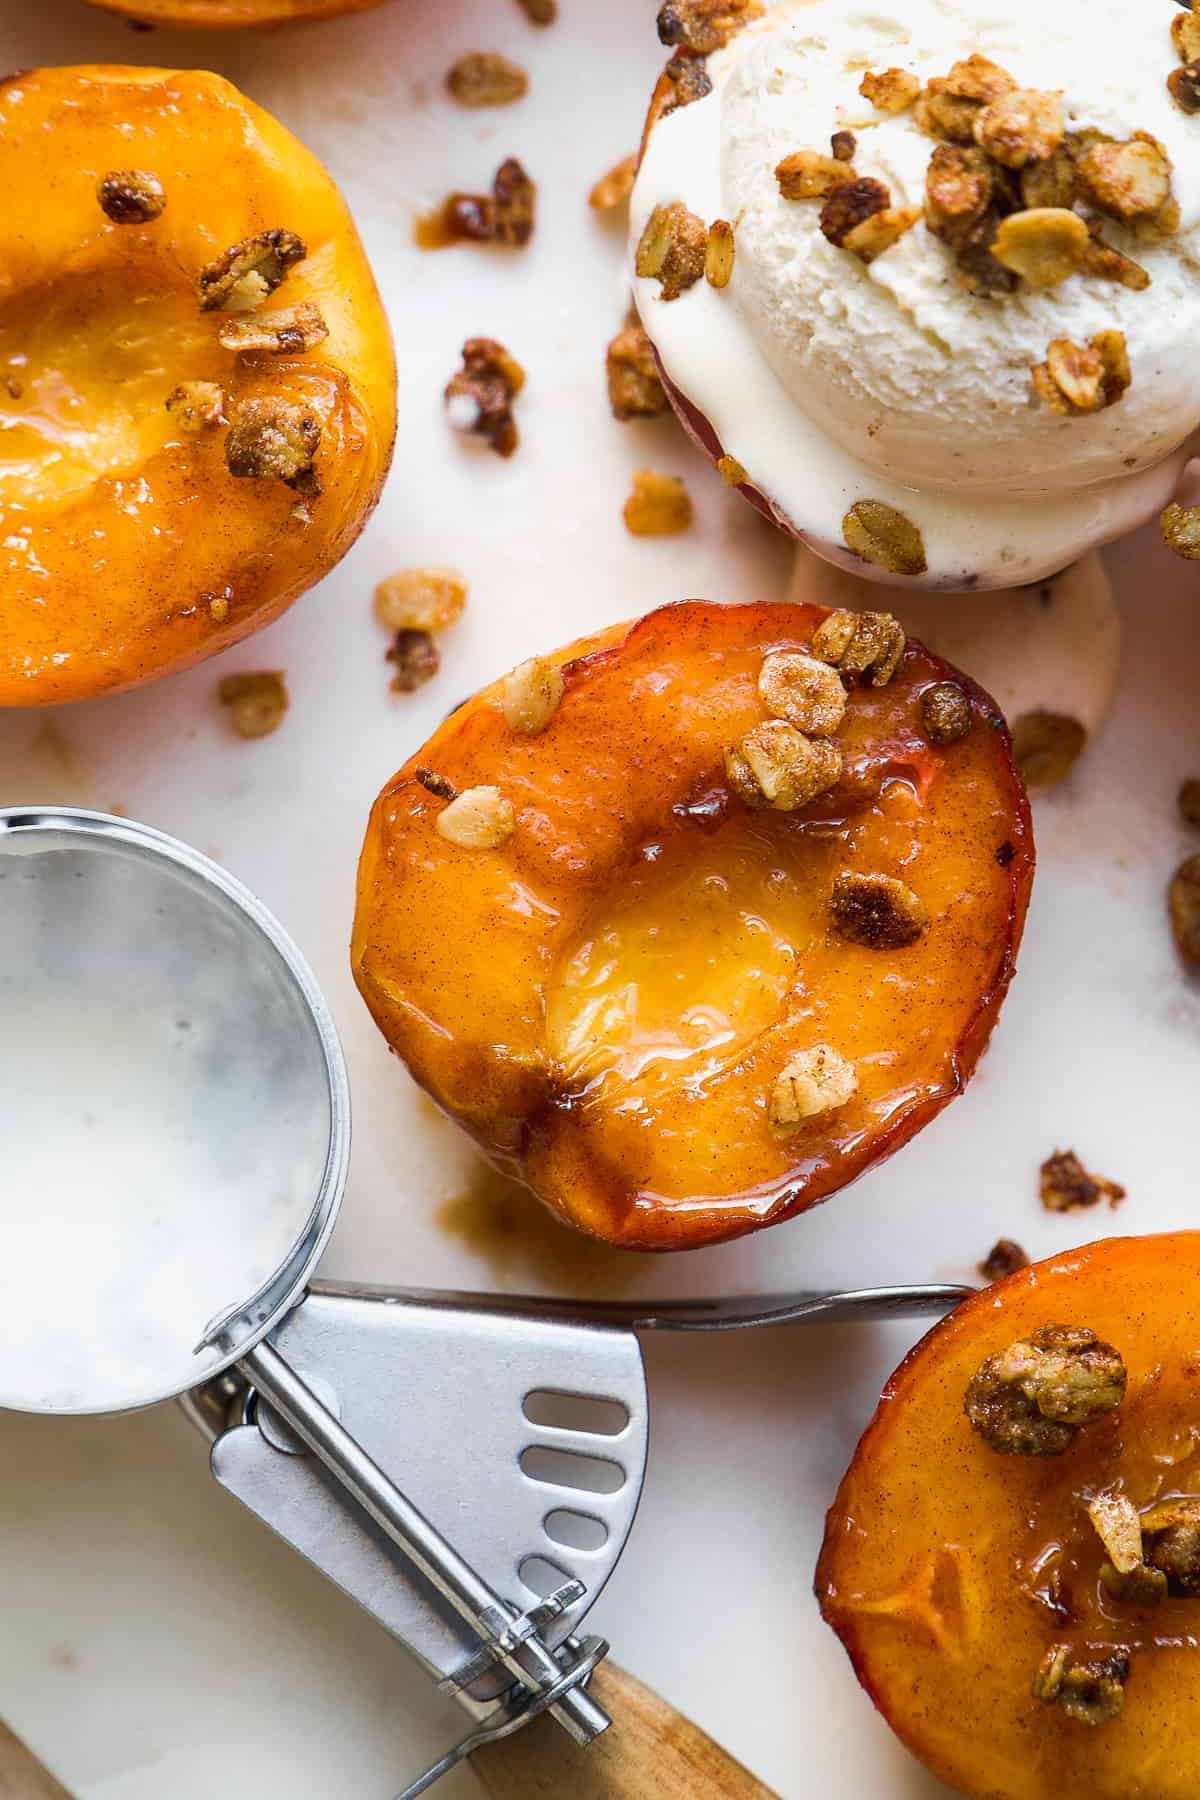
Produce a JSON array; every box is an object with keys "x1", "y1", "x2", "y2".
[
  {"x1": 97, "y1": 169, "x2": 165, "y2": 224},
  {"x1": 387, "y1": 629, "x2": 440, "y2": 694},
  {"x1": 842, "y1": 501, "x2": 927, "y2": 577},
  {"x1": 725, "y1": 720, "x2": 842, "y2": 811},
  {"x1": 623, "y1": 467, "x2": 693, "y2": 535},
  {"x1": 502, "y1": 656, "x2": 564, "y2": 734},
  {"x1": 1033, "y1": 1646, "x2": 1128, "y2": 1726},
  {"x1": 921, "y1": 682, "x2": 973, "y2": 745},
  {"x1": 217, "y1": 302, "x2": 328, "y2": 356},
  {"x1": 375, "y1": 568, "x2": 467, "y2": 634},
  {"x1": 978, "y1": 1239, "x2": 1029, "y2": 1282},
  {"x1": 973, "y1": 88, "x2": 1064, "y2": 169},
  {"x1": 758, "y1": 650, "x2": 847, "y2": 736},
  {"x1": 165, "y1": 380, "x2": 224, "y2": 431},
  {"x1": 705, "y1": 217, "x2": 736, "y2": 287},
  {"x1": 769, "y1": 1045, "x2": 857, "y2": 1130},
  {"x1": 1039, "y1": 1148, "x2": 1126, "y2": 1213},
  {"x1": 1088, "y1": 1491, "x2": 1145, "y2": 1578},
  {"x1": 1011, "y1": 711, "x2": 1087, "y2": 787},
  {"x1": 965, "y1": 1323, "x2": 1126, "y2": 1457},
  {"x1": 1174, "y1": 8, "x2": 1200, "y2": 63},
  {"x1": 1077, "y1": 136, "x2": 1173, "y2": 223},
  {"x1": 589, "y1": 154, "x2": 637, "y2": 212},
  {"x1": 656, "y1": 0, "x2": 760, "y2": 56},
  {"x1": 776, "y1": 149, "x2": 857, "y2": 201},
  {"x1": 606, "y1": 323, "x2": 669, "y2": 420},
  {"x1": 860, "y1": 67, "x2": 921, "y2": 114},
  {"x1": 831, "y1": 129, "x2": 857, "y2": 163},
  {"x1": 218, "y1": 670, "x2": 288, "y2": 739},
  {"x1": 812, "y1": 608, "x2": 906, "y2": 686},
  {"x1": 1168, "y1": 61, "x2": 1200, "y2": 115},
  {"x1": 842, "y1": 204, "x2": 922, "y2": 263},
  {"x1": 415, "y1": 767, "x2": 458, "y2": 800},
  {"x1": 436, "y1": 785, "x2": 515, "y2": 850},
  {"x1": 446, "y1": 51, "x2": 528, "y2": 108},
  {"x1": 991, "y1": 208, "x2": 1090, "y2": 288},
  {"x1": 830, "y1": 871, "x2": 928, "y2": 949},
  {"x1": 197, "y1": 229, "x2": 306, "y2": 313},
  {"x1": 820, "y1": 177, "x2": 892, "y2": 247},
  {"x1": 636, "y1": 201, "x2": 708, "y2": 300},
  {"x1": 1178, "y1": 778, "x2": 1200, "y2": 828},
  {"x1": 661, "y1": 53, "x2": 714, "y2": 115},
  {"x1": 438, "y1": 157, "x2": 537, "y2": 248},
  {"x1": 1160, "y1": 501, "x2": 1200, "y2": 560},
  {"x1": 445, "y1": 338, "x2": 525, "y2": 457},
  {"x1": 717, "y1": 453, "x2": 747, "y2": 486},
  {"x1": 1169, "y1": 854, "x2": 1200, "y2": 963},
  {"x1": 224, "y1": 396, "x2": 321, "y2": 492},
  {"x1": 1142, "y1": 1497, "x2": 1200, "y2": 1593}
]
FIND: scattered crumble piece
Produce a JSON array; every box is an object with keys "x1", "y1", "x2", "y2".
[
  {"x1": 758, "y1": 650, "x2": 847, "y2": 736},
  {"x1": 1077, "y1": 136, "x2": 1174, "y2": 224},
  {"x1": 1179, "y1": 778, "x2": 1200, "y2": 828},
  {"x1": 217, "y1": 302, "x2": 328, "y2": 356},
  {"x1": 606, "y1": 322, "x2": 669, "y2": 420},
  {"x1": 842, "y1": 500, "x2": 927, "y2": 577},
  {"x1": 165, "y1": 381, "x2": 224, "y2": 431},
  {"x1": 978, "y1": 1239, "x2": 1029, "y2": 1281},
  {"x1": 623, "y1": 468, "x2": 693, "y2": 535},
  {"x1": 97, "y1": 169, "x2": 165, "y2": 224},
  {"x1": 725, "y1": 720, "x2": 842, "y2": 811},
  {"x1": 446, "y1": 51, "x2": 528, "y2": 108},
  {"x1": 991, "y1": 207, "x2": 1089, "y2": 288},
  {"x1": 1160, "y1": 501, "x2": 1200, "y2": 560},
  {"x1": 516, "y1": 0, "x2": 556, "y2": 23},
  {"x1": 1168, "y1": 61, "x2": 1200, "y2": 115},
  {"x1": 502, "y1": 656, "x2": 564, "y2": 734},
  {"x1": 769, "y1": 1045, "x2": 857, "y2": 1130},
  {"x1": 440, "y1": 157, "x2": 537, "y2": 247},
  {"x1": 831, "y1": 129, "x2": 857, "y2": 163},
  {"x1": 205, "y1": 588, "x2": 233, "y2": 624},
  {"x1": 842, "y1": 204, "x2": 922, "y2": 263},
  {"x1": 387, "y1": 629, "x2": 440, "y2": 693},
  {"x1": 661, "y1": 53, "x2": 714, "y2": 115},
  {"x1": 224, "y1": 396, "x2": 321, "y2": 494},
  {"x1": 197, "y1": 229, "x2": 306, "y2": 313},
  {"x1": 436, "y1": 785, "x2": 515, "y2": 849},
  {"x1": 375, "y1": 568, "x2": 467, "y2": 634},
  {"x1": 1032, "y1": 1645, "x2": 1128, "y2": 1727},
  {"x1": 830, "y1": 871, "x2": 928, "y2": 948},
  {"x1": 1011, "y1": 711, "x2": 1086, "y2": 786},
  {"x1": 775, "y1": 149, "x2": 857, "y2": 201},
  {"x1": 589, "y1": 154, "x2": 637, "y2": 212},
  {"x1": 705, "y1": 217, "x2": 736, "y2": 287},
  {"x1": 1039, "y1": 1148, "x2": 1126, "y2": 1213},
  {"x1": 717, "y1": 454, "x2": 747, "y2": 485},
  {"x1": 812, "y1": 607, "x2": 906, "y2": 686},
  {"x1": 973, "y1": 88, "x2": 1064, "y2": 169},
  {"x1": 860, "y1": 67, "x2": 921, "y2": 114},
  {"x1": 656, "y1": 0, "x2": 761, "y2": 56},
  {"x1": 414, "y1": 766, "x2": 457, "y2": 800},
  {"x1": 922, "y1": 681, "x2": 973, "y2": 745},
  {"x1": 924, "y1": 143, "x2": 1015, "y2": 295},
  {"x1": 1169, "y1": 854, "x2": 1200, "y2": 963},
  {"x1": 636, "y1": 201, "x2": 708, "y2": 299},
  {"x1": 965, "y1": 1323, "x2": 1126, "y2": 1457},
  {"x1": 445, "y1": 338, "x2": 525, "y2": 457},
  {"x1": 1174, "y1": 8, "x2": 1200, "y2": 64},
  {"x1": 819, "y1": 177, "x2": 891, "y2": 247},
  {"x1": 1141, "y1": 1497, "x2": 1200, "y2": 1594},
  {"x1": 218, "y1": 670, "x2": 288, "y2": 739},
  {"x1": 916, "y1": 54, "x2": 1016, "y2": 145}
]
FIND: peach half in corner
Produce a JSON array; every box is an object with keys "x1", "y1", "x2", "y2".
[
  {"x1": 351, "y1": 600, "x2": 1034, "y2": 1251},
  {"x1": 85, "y1": 0, "x2": 389, "y2": 26},
  {"x1": 818, "y1": 1233, "x2": 1200, "y2": 1800},
  {"x1": 0, "y1": 66, "x2": 396, "y2": 706}
]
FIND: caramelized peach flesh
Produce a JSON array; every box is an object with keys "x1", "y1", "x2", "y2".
[
  {"x1": 352, "y1": 601, "x2": 1033, "y2": 1251},
  {"x1": 818, "y1": 1233, "x2": 1200, "y2": 1800},
  {"x1": 85, "y1": 0, "x2": 389, "y2": 25},
  {"x1": 0, "y1": 67, "x2": 395, "y2": 705}
]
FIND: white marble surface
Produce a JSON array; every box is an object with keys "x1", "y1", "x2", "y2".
[{"x1": 0, "y1": 1, "x2": 1198, "y2": 1795}]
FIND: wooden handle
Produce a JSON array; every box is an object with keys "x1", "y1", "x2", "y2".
[
  {"x1": 0, "y1": 1723, "x2": 71, "y2": 1800},
  {"x1": 470, "y1": 1662, "x2": 779, "y2": 1799}
]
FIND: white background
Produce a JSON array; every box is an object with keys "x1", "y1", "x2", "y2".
[{"x1": 0, "y1": 1, "x2": 1198, "y2": 1794}]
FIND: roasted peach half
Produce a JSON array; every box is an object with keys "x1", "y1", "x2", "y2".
[
  {"x1": 85, "y1": 0, "x2": 389, "y2": 25},
  {"x1": 352, "y1": 601, "x2": 1033, "y2": 1251},
  {"x1": 0, "y1": 67, "x2": 395, "y2": 706},
  {"x1": 817, "y1": 1233, "x2": 1200, "y2": 1800}
]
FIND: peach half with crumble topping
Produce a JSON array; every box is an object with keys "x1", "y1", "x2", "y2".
[
  {"x1": 0, "y1": 67, "x2": 395, "y2": 706},
  {"x1": 351, "y1": 600, "x2": 1033, "y2": 1251}
]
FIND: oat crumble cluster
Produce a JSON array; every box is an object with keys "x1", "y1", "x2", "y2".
[
  {"x1": 445, "y1": 338, "x2": 526, "y2": 457},
  {"x1": 964, "y1": 1323, "x2": 1127, "y2": 1456},
  {"x1": 374, "y1": 568, "x2": 467, "y2": 697}
]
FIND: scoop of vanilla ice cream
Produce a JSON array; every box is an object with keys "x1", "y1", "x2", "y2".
[{"x1": 721, "y1": 0, "x2": 1200, "y2": 498}]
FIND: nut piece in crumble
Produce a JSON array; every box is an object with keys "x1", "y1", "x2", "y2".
[
  {"x1": 973, "y1": 88, "x2": 1064, "y2": 169},
  {"x1": 197, "y1": 229, "x2": 306, "y2": 313},
  {"x1": 830, "y1": 130, "x2": 856, "y2": 163},
  {"x1": 387, "y1": 630, "x2": 440, "y2": 694},
  {"x1": 1141, "y1": 1497, "x2": 1200, "y2": 1594},
  {"x1": 724, "y1": 720, "x2": 842, "y2": 811},
  {"x1": 1179, "y1": 778, "x2": 1200, "y2": 828},
  {"x1": 1174, "y1": 8, "x2": 1200, "y2": 64},
  {"x1": 775, "y1": 150, "x2": 857, "y2": 201},
  {"x1": 991, "y1": 208, "x2": 1090, "y2": 288},
  {"x1": 1168, "y1": 61, "x2": 1200, "y2": 116},
  {"x1": 769, "y1": 1045, "x2": 857, "y2": 1130},
  {"x1": 758, "y1": 650, "x2": 847, "y2": 735},
  {"x1": 1169, "y1": 854, "x2": 1200, "y2": 963},
  {"x1": 502, "y1": 656, "x2": 564, "y2": 734},
  {"x1": 217, "y1": 303, "x2": 329, "y2": 356},
  {"x1": 1032, "y1": 332, "x2": 1130, "y2": 416},
  {"x1": 1160, "y1": 501, "x2": 1200, "y2": 560},
  {"x1": 842, "y1": 501, "x2": 927, "y2": 577},
  {"x1": 1076, "y1": 136, "x2": 1174, "y2": 224},
  {"x1": 1032, "y1": 1645, "x2": 1128, "y2": 1727},
  {"x1": 916, "y1": 54, "x2": 1017, "y2": 145},
  {"x1": 606, "y1": 322, "x2": 669, "y2": 420},
  {"x1": 590, "y1": 154, "x2": 637, "y2": 212},
  {"x1": 978, "y1": 1239, "x2": 1029, "y2": 1281},
  {"x1": 921, "y1": 682, "x2": 973, "y2": 745},
  {"x1": 860, "y1": 68, "x2": 920, "y2": 115},
  {"x1": 964, "y1": 1323, "x2": 1126, "y2": 1456},
  {"x1": 811, "y1": 608, "x2": 906, "y2": 686},
  {"x1": 1088, "y1": 1491, "x2": 1169, "y2": 1605},
  {"x1": 435, "y1": 786, "x2": 515, "y2": 850},
  {"x1": 375, "y1": 568, "x2": 467, "y2": 635},
  {"x1": 1039, "y1": 1148, "x2": 1126, "y2": 1213},
  {"x1": 819, "y1": 178, "x2": 891, "y2": 247},
  {"x1": 97, "y1": 169, "x2": 165, "y2": 224},
  {"x1": 636, "y1": 201, "x2": 708, "y2": 299},
  {"x1": 623, "y1": 468, "x2": 693, "y2": 535},
  {"x1": 445, "y1": 338, "x2": 525, "y2": 457},
  {"x1": 446, "y1": 52, "x2": 528, "y2": 109},
  {"x1": 1011, "y1": 711, "x2": 1087, "y2": 786},
  {"x1": 843, "y1": 205, "x2": 922, "y2": 264},
  {"x1": 705, "y1": 218, "x2": 736, "y2": 287},
  {"x1": 830, "y1": 872, "x2": 927, "y2": 949},
  {"x1": 656, "y1": 0, "x2": 760, "y2": 57},
  {"x1": 165, "y1": 381, "x2": 223, "y2": 431},
  {"x1": 224, "y1": 397, "x2": 321, "y2": 494},
  {"x1": 218, "y1": 670, "x2": 288, "y2": 739}
]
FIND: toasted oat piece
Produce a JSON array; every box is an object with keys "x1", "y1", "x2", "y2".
[
  {"x1": 769, "y1": 1045, "x2": 857, "y2": 1130},
  {"x1": 758, "y1": 650, "x2": 847, "y2": 735},
  {"x1": 966, "y1": 1323, "x2": 1126, "y2": 1457},
  {"x1": 1174, "y1": 8, "x2": 1200, "y2": 63},
  {"x1": 991, "y1": 207, "x2": 1089, "y2": 287},
  {"x1": 387, "y1": 629, "x2": 440, "y2": 693},
  {"x1": 812, "y1": 607, "x2": 906, "y2": 685},
  {"x1": 831, "y1": 129, "x2": 857, "y2": 163},
  {"x1": 860, "y1": 67, "x2": 920, "y2": 114},
  {"x1": 165, "y1": 380, "x2": 223, "y2": 431},
  {"x1": 921, "y1": 681, "x2": 973, "y2": 745},
  {"x1": 225, "y1": 397, "x2": 321, "y2": 492},
  {"x1": 820, "y1": 178, "x2": 891, "y2": 247},
  {"x1": 705, "y1": 218, "x2": 736, "y2": 286},
  {"x1": 917, "y1": 54, "x2": 1016, "y2": 143},
  {"x1": 717, "y1": 454, "x2": 747, "y2": 486},
  {"x1": 1033, "y1": 1646, "x2": 1128, "y2": 1727},
  {"x1": 775, "y1": 149, "x2": 857, "y2": 201},
  {"x1": 1011, "y1": 711, "x2": 1087, "y2": 785},
  {"x1": 831, "y1": 871, "x2": 927, "y2": 948},
  {"x1": 198, "y1": 229, "x2": 306, "y2": 313},
  {"x1": 656, "y1": 0, "x2": 760, "y2": 56},
  {"x1": 725, "y1": 720, "x2": 842, "y2": 811},
  {"x1": 1169, "y1": 854, "x2": 1200, "y2": 962},
  {"x1": 97, "y1": 169, "x2": 165, "y2": 224},
  {"x1": 436, "y1": 786, "x2": 515, "y2": 849},
  {"x1": 1039, "y1": 1148, "x2": 1126, "y2": 1213},
  {"x1": 623, "y1": 468, "x2": 693, "y2": 535},
  {"x1": 375, "y1": 568, "x2": 467, "y2": 634},
  {"x1": 415, "y1": 767, "x2": 457, "y2": 800},
  {"x1": 842, "y1": 204, "x2": 921, "y2": 263},
  {"x1": 502, "y1": 656, "x2": 564, "y2": 734},
  {"x1": 978, "y1": 1239, "x2": 1029, "y2": 1281},
  {"x1": 1082, "y1": 233, "x2": 1151, "y2": 292},
  {"x1": 606, "y1": 322, "x2": 669, "y2": 420},
  {"x1": 217, "y1": 302, "x2": 328, "y2": 356},
  {"x1": 218, "y1": 670, "x2": 288, "y2": 739},
  {"x1": 925, "y1": 142, "x2": 992, "y2": 233},
  {"x1": 446, "y1": 52, "x2": 528, "y2": 108},
  {"x1": 973, "y1": 88, "x2": 1064, "y2": 169},
  {"x1": 636, "y1": 201, "x2": 708, "y2": 300},
  {"x1": 589, "y1": 154, "x2": 637, "y2": 211},
  {"x1": 1088, "y1": 1491, "x2": 1145, "y2": 1578},
  {"x1": 1161, "y1": 501, "x2": 1200, "y2": 560},
  {"x1": 1077, "y1": 136, "x2": 1173, "y2": 222},
  {"x1": 1168, "y1": 60, "x2": 1200, "y2": 115},
  {"x1": 1033, "y1": 330, "x2": 1129, "y2": 414},
  {"x1": 445, "y1": 338, "x2": 525, "y2": 457},
  {"x1": 842, "y1": 499, "x2": 926, "y2": 577}
]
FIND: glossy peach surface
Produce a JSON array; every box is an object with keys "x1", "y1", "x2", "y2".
[
  {"x1": 0, "y1": 66, "x2": 395, "y2": 705},
  {"x1": 85, "y1": 0, "x2": 389, "y2": 24},
  {"x1": 818, "y1": 1233, "x2": 1200, "y2": 1800},
  {"x1": 352, "y1": 600, "x2": 1033, "y2": 1250}
]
